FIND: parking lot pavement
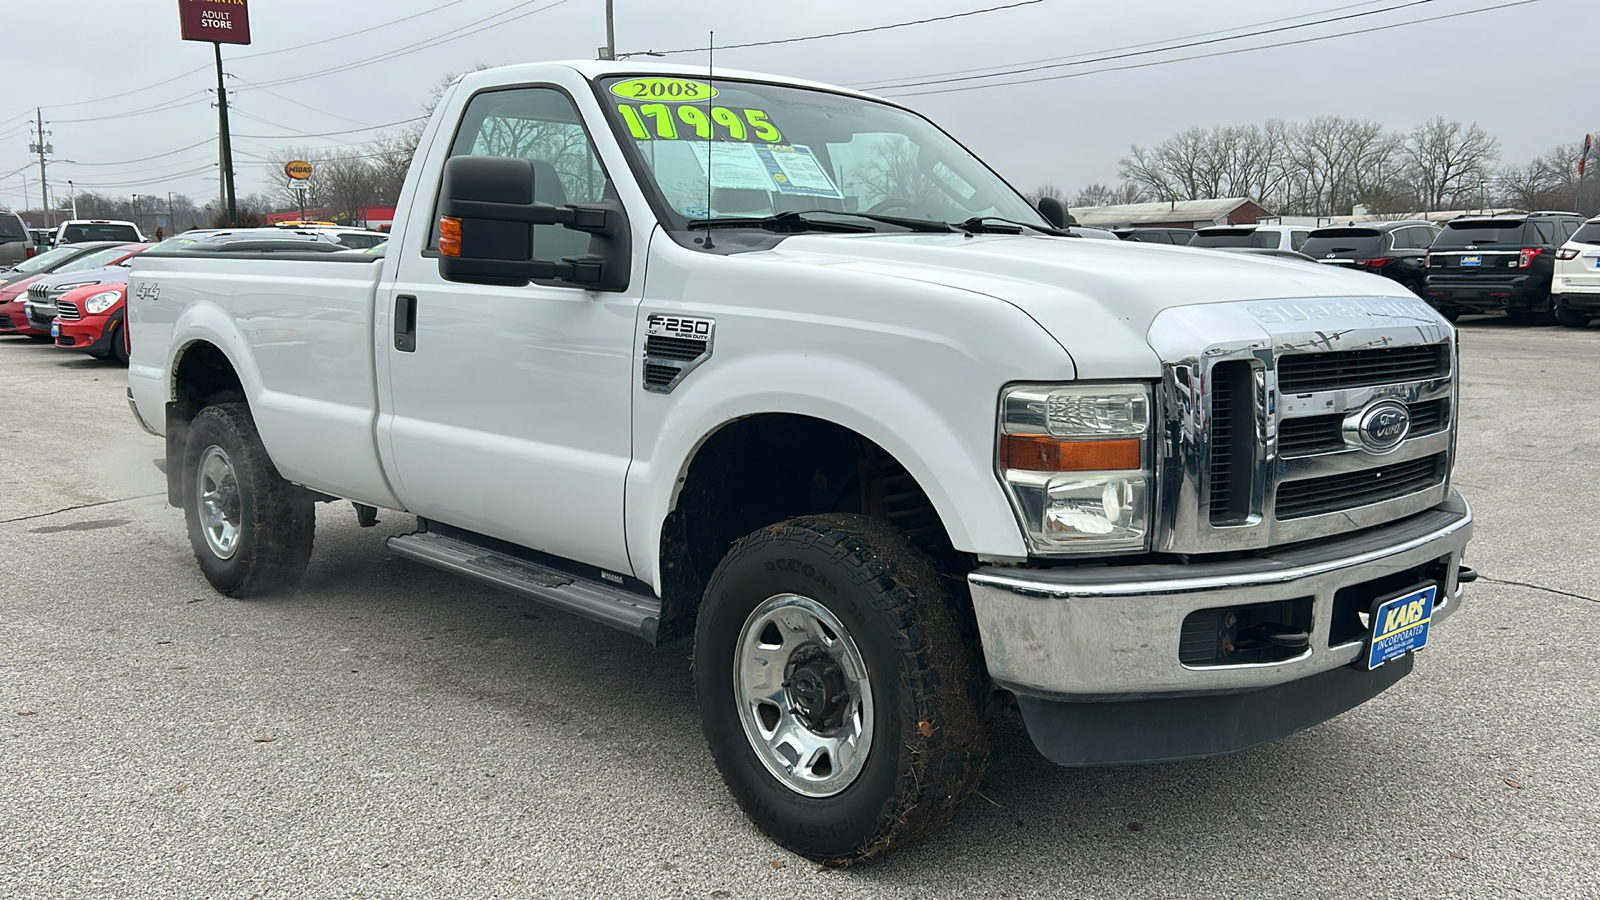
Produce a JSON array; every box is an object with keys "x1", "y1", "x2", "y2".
[{"x1": 2, "y1": 320, "x2": 1597, "y2": 899}]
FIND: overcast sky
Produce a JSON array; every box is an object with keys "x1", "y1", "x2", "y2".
[{"x1": 0, "y1": 0, "x2": 1588, "y2": 213}]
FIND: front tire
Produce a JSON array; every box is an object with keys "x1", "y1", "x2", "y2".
[
  {"x1": 182, "y1": 404, "x2": 315, "y2": 597},
  {"x1": 695, "y1": 514, "x2": 989, "y2": 864}
]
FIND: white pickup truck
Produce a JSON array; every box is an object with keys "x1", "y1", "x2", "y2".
[{"x1": 127, "y1": 61, "x2": 1474, "y2": 863}]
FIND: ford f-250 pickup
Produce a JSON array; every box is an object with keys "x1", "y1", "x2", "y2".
[{"x1": 127, "y1": 61, "x2": 1474, "y2": 864}]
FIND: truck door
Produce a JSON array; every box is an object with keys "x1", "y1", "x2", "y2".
[{"x1": 379, "y1": 85, "x2": 640, "y2": 575}]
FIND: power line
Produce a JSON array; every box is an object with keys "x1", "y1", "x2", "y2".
[
  {"x1": 622, "y1": 0, "x2": 1048, "y2": 57},
  {"x1": 51, "y1": 91, "x2": 212, "y2": 125},
  {"x1": 232, "y1": 114, "x2": 427, "y2": 140},
  {"x1": 867, "y1": 0, "x2": 1436, "y2": 92},
  {"x1": 842, "y1": 0, "x2": 1395, "y2": 87},
  {"x1": 244, "y1": 0, "x2": 576, "y2": 92},
  {"x1": 18, "y1": 0, "x2": 482, "y2": 118},
  {"x1": 228, "y1": 78, "x2": 377, "y2": 128},
  {"x1": 54, "y1": 138, "x2": 217, "y2": 168},
  {"x1": 877, "y1": 0, "x2": 1543, "y2": 97}
]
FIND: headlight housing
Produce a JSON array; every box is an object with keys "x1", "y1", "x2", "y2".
[
  {"x1": 998, "y1": 383, "x2": 1154, "y2": 555},
  {"x1": 82, "y1": 290, "x2": 121, "y2": 315}
]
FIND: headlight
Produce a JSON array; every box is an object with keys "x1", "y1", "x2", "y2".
[
  {"x1": 998, "y1": 383, "x2": 1154, "y2": 555},
  {"x1": 83, "y1": 290, "x2": 121, "y2": 315}
]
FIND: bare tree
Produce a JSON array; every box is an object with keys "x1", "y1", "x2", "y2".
[
  {"x1": 1069, "y1": 182, "x2": 1146, "y2": 207},
  {"x1": 1025, "y1": 182, "x2": 1067, "y2": 205},
  {"x1": 1404, "y1": 118, "x2": 1500, "y2": 212}
]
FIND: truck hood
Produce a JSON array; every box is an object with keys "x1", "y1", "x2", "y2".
[{"x1": 761, "y1": 233, "x2": 1420, "y2": 378}]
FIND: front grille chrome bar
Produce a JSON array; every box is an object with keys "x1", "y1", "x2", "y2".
[{"x1": 1149, "y1": 296, "x2": 1456, "y2": 554}]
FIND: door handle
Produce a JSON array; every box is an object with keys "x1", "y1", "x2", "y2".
[{"x1": 394, "y1": 294, "x2": 417, "y2": 352}]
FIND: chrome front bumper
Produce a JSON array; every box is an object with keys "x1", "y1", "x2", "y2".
[{"x1": 969, "y1": 492, "x2": 1472, "y2": 700}]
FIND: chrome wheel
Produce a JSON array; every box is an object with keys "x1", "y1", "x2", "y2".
[
  {"x1": 733, "y1": 593, "x2": 874, "y2": 797},
  {"x1": 196, "y1": 445, "x2": 242, "y2": 560}
]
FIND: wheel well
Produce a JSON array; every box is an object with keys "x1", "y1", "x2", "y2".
[
  {"x1": 656, "y1": 414, "x2": 969, "y2": 642},
  {"x1": 165, "y1": 341, "x2": 246, "y2": 505}
]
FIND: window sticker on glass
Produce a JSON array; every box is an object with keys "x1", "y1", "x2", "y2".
[
  {"x1": 688, "y1": 142, "x2": 781, "y2": 191},
  {"x1": 758, "y1": 144, "x2": 842, "y2": 198}
]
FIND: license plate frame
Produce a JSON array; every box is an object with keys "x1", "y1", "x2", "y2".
[
  {"x1": 1459, "y1": 255, "x2": 1482, "y2": 267},
  {"x1": 1365, "y1": 583, "x2": 1437, "y2": 670},
  {"x1": 49, "y1": 320, "x2": 59, "y2": 338}
]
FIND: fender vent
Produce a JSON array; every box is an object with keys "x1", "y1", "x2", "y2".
[{"x1": 642, "y1": 315, "x2": 714, "y2": 393}]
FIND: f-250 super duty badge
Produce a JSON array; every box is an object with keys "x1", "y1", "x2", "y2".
[{"x1": 642, "y1": 314, "x2": 714, "y2": 394}]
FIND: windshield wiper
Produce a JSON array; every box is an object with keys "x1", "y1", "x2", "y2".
[
  {"x1": 687, "y1": 209, "x2": 957, "y2": 235},
  {"x1": 956, "y1": 216, "x2": 1068, "y2": 236},
  {"x1": 687, "y1": 211, "x2": 873, "y2": 234}
]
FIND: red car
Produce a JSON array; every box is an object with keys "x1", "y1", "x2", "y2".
[
  {"x1": 0, "y1": 242, "x2": 138, "y2": 337},
  {"x1": 53, "y1": 281, "x2": 130, "y2": 363}
]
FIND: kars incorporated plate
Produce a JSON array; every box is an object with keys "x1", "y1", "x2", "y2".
[{"x1": 1367, "y1": 583, "x2": 1436, "y2": 670}]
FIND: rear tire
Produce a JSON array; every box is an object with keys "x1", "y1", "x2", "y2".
[
  {"x1": 182, "y1": 404, "x2": 315, "y2": 597},
  {"x1": 1554, "y1": 301, "x2": 1592, "y2": 328},
  {"x1": 694, "y1": 513, "x2": 989, "y2": 865}
]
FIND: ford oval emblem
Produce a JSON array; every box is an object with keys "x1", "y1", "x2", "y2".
[{"x1": 1351, "y1": 401, "x2": 1411, "y2": 453}]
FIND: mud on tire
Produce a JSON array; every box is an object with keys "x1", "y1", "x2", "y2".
[
  {"x1": 694, "y1": 513, "x2": 990, "y2": 865},
  {"x1": 182, "y1": 403, "x2": 315, "y2": 597}
]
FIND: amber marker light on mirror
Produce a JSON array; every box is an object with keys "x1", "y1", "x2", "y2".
[{"x1": 439, "y1": 216, "x2": 462, "y2": 257}]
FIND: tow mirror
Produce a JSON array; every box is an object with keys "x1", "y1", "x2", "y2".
[
  {"x1": 437, "y1": 155, "x2": 630, "y2": 292},
  {"x1": 1036, "y1": 197, "x2": 1067, "y2": 229}
]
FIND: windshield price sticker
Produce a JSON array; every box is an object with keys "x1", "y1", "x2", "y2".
[
  {"x1": 616, "y1": 103, "x2": 783, "y2": 144},
  {"x1": 610, "y1": 78, "x2": 720, "y2": 103},
  {"x1": 686, "y1": 142, "x2": 843, "y2": 201}
]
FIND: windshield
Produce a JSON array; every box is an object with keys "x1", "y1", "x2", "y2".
[
  {"x1": 61, "y1": 223, "x2": 140, "y2": 243},
  {"x1": 8, "y1": 245, "x2": 86, "y2": 274},
  {"x1": 57, "y1": 246, "x2": 136, "y2": 272},
  {"x1": 1190, "y1": 229, "x2": 1277, "y2": 249},
  {"x1": 1301, "y1": 229, "x2": 1385, "y2": 257},
  {"x1": 596, "y1": 75, "x2": 1045, "y2": 231}
]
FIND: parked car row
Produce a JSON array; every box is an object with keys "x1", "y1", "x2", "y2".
[
  {"x1": 1097, "y1": 212, "x2": 1595, "y2": 326},
  {"x1": 0, "y1": 227, "x2": 387, "y2": 364}
]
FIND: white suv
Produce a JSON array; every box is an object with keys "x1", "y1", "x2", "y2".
[
  {"x1": 1189, "y1": 223, "x2": 1314, "y2": 253},
  {"x1": 54, "y1": 219, "x2": 145, "y2": 245},
  {"x1": 1553, "y1": 216, "x2": 1600, "y2": 327}
]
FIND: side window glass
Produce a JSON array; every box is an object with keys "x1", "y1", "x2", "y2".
[
  {"x1": 1531, "y1": 221, "x2": 1556, "y2": 245},
  {"x1": 1290, "y1": 230, "x2": 1310, "y2": 251},
  {"x1": 1563, "y1": 219, "x2": 1583, "y2": 241},
  {"x1": 433, "y1": 87, "x2": 611, "y2": 264}
]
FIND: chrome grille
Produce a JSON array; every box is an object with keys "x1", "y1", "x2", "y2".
[
  {"x1": 1152, "y1": 297, "x2": 1456, "y2": 554},
  {"x1": 1278, "y1": 344, "x2": 1448, "y2": 392},
  {"x1": 55, "y1": 301, "x2": 81, "y2": 321},
  {"x1": 1277, "y1": 398, "x2": 1451, "y2": 458},
  {"x1": 27, "y1": 284, "x2": 47, "y2": 301},
  {"x1": 1275, "y1": 453, "x2": 1448, "y2": 520}
]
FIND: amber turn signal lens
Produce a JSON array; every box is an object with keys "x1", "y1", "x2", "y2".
[
  {"x1": 1002, "y1": 435, "x2": 1141, "y2": 472},
  {"x1": 439, "y1": 216, "x2": 462, "y2": 257}
]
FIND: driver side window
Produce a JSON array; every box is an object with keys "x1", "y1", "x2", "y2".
[{"x1": 435, "y1": 87, "x2": 612, "y2": 264}]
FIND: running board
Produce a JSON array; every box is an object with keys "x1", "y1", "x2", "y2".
[{"x1": 385, "y1": 532, "x2": 660, "y2": 642}]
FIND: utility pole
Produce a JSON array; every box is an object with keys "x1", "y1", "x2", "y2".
[
  {"x1": 598, "y1": 0, "x2": 615, "y2": 59},
  {"x1": 213, "y1": 42, "x2": 238, "y2": 226},
  {"x1": 32, "y1": 108, "x2": 51, "y2": 229}
]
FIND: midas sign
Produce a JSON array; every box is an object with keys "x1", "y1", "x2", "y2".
[
  {"x1": 284, "y1": 160, "x2": 314, "y2": 180},
  {"x1": 178, "y1": 0, "x2": 252, "y2": 46}
]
